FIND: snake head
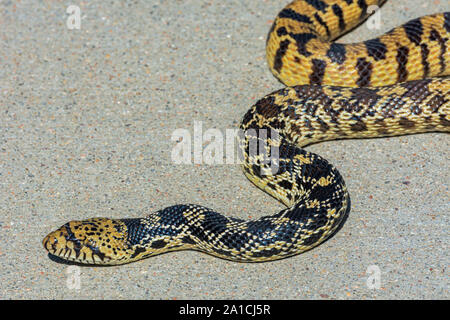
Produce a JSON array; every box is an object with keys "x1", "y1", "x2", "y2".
[{"x1": 42, "y1": 218, "x2": 132, "y2": 265}]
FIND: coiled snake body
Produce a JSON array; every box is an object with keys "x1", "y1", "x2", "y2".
[{"x1": 43, "y1": 0, "x2": 449, "y2": 265}]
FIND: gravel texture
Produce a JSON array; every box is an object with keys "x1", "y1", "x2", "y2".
[{"x1": 0, "y1": 0, "x2": 448, "y2": 299}]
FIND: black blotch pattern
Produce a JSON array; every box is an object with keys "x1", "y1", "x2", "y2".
[
  {"x1": 396, "y1": 45, "x2": 410, "y2": 82},
  {"x1": 254, "y1": 95, "x2": 280, "y2": 119},
  {"x1": 357, "y1": 0, "x2": 368, "y2": 19},
  {"x1": 277, "y1": 26, "x2": 288, "y2": 37},
  {"x1": 331, "y1": 4, "x2": 346, "y2": 31},
  {"x1": 420, "y1": 43, "x2": 430, "y2": 77},
  {"x1": 305, "y1": 0, "x2": 329, "y2": 12},
  {"x1": 403, "y1": 17, "x2": 424, "y2": 46},
  {"x1": 364, "y1": 38, "x2": 387, "y2": 61},
  {"x1": 310, "y1": 58, "x2": 327, "y2": 84},
  {"x1": 313, "y1": 12, "x2": 331, "y2": 38},
  {"x1": 429, "y1": 28, "x2": 447, "y2": 74},
  {"x1": 444, "y1": 12, "x2": 450, "y2": 33},
  {"x1": 327, "y1": 43, "x2": 347, "y2": 64},
  {"x1": 150, "y1": 240, "x2": 166, "y2": 249},
  {"x1": 278, "y1": 180, "x2": 293, "y2": 190},
  {"x1": 428, "y1": 94, "x2": 446, "y2": 113},
  {"x1": 398, "y1": 117, "x2": 416, "y2": 128},
  {"x1": 350, "y1": 118, "x2": 368, "y2": 131},
  {"x1": 349, "y1": 87, "x2": 382, "y2": 108},
  {"x1": 242, "y1": 95, "x2": 276, "y2": 129},
  {"x1": 274, "y1": 39, "x2": 291, "y2": 73},
  {"x1": 130, "y1": 246, "x2": 147, "y2": 259},
  {"x1": 278, "y1": 8, "x2": 312, "y2": 24},
  {"x1": 356, "y1": 57, "x2": 372, "y2": 87},
  {"x1": 291, "y1": 33, "x2": 318, "y2": 57}
]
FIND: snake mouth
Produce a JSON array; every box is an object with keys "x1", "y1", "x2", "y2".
[{"x1": 42, "y1": 223, "x2": 89, "y2": 263}]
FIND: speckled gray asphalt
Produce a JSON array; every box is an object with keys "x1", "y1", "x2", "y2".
[{"x1": 0, "y1": 0, "x2": 448, "y2": 300}]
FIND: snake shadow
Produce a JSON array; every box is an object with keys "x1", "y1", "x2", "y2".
[{"x1": 46, "y1": 253, "x2": 117, "y2": 267}]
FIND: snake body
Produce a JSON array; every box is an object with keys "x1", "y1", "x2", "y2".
[{"x1": 43, "y1": 0, "x2": 449, "y2": 265}]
